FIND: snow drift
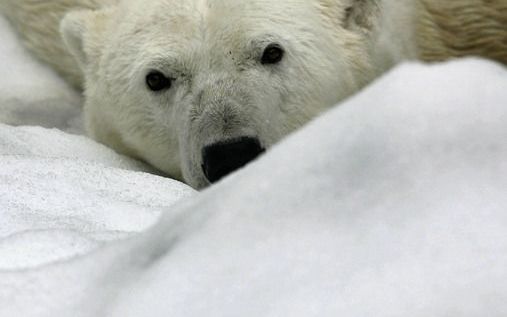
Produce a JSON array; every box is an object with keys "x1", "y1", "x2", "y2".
[{"x1": 104, "y1": 59, "x2": 507, "y2": 317}]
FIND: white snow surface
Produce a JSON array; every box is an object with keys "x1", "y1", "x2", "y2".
[{"x1": 1, "y1": 13, "x2": 507, "y2": 317}]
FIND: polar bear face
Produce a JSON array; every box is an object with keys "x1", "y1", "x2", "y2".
[{"x1": 62, "y1": 0, "x2": 379, "y2": 188}]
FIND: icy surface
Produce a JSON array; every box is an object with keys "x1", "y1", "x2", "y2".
[{"x1": 1, "y1": 12, "x2": 507, "y2": 317}]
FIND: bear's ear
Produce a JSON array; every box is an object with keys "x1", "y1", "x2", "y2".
[
  {"x1": 60, "y1": 9, "x2": 110, "y2": 69},
  {"x1": 343, "y1": 0, "x2": 381, "y2": 32}
]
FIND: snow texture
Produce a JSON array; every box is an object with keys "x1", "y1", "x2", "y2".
[{"x1": 1, "y1": 13, "x2": 507, "y2": 317}]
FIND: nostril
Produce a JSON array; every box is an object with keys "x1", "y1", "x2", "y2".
[{"x1": 202, "y1": 137, "x2": 265, "y2": 183}]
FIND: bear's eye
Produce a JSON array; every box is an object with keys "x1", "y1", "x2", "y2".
[
  {"x1": 146, "y1": 71, "x2": 172, "y2": 92},
  {"x1": 261, "y1": 44, "x2": 284, "y2": 65}
]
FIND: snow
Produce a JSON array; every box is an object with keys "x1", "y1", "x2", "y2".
[
  {"x1": 1, "y1": 12, "x2": 507, "y2": 317},
  {"x1": 104, "y1": 59, "x2": 507, "y2": 317}
]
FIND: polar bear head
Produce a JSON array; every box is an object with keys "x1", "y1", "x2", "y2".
[{"x1": 61, "y1": 0, "x2": 381, "y2": 188}]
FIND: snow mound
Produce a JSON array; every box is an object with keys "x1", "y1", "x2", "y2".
[{"x1": 105, "y1": 58, "x2": 507, "y2": 317}]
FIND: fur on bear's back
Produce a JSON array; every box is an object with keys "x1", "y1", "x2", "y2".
[{"x1": 416, "y1": 0, "x2": 507, "y2": 65}]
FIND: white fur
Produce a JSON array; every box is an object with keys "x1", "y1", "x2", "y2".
[{"x1": 1, "y1": 0, "x2": 423, "y2": 188}]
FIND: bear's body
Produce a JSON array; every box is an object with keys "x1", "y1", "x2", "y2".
[{"x1": 1, "y1": 0, "x2": 506, "y2": 188}]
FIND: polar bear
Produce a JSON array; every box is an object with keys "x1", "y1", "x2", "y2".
[{"x1": 1, "y1": 0, "x2": 506, "y2": 188}]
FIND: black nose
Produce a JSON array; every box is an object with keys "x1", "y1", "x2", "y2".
[{"x1": 202, "y1": 137, "x2": 265, "y2": 183}]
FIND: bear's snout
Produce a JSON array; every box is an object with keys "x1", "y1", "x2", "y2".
[{"x1": 201, "y1": 137, "x2": 265, "y2": 183}]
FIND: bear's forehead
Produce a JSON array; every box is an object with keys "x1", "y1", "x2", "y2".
[
  {"x1": 123, "y1": 0, "x2": 320, "y2": 38},
  {"x1": 113, "y1": 0, "x2": 330, "y2": 70}
]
